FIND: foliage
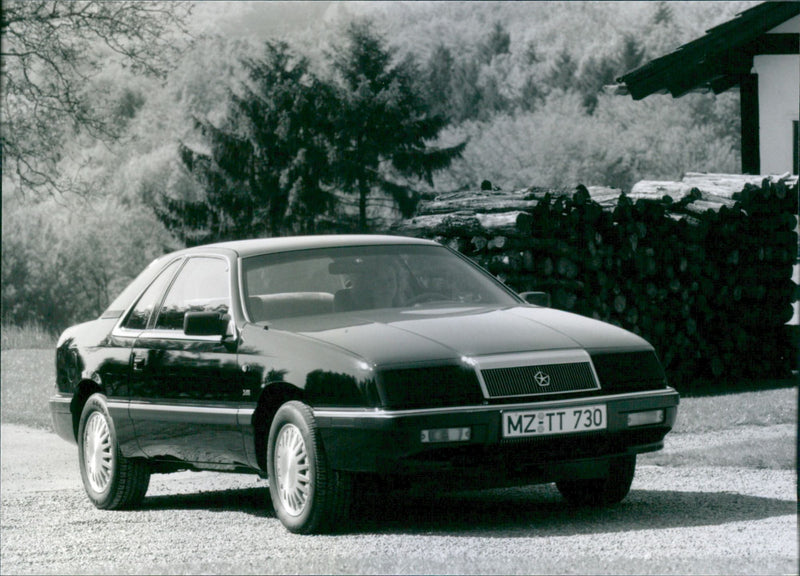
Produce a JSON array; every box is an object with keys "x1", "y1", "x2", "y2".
[
  {"x1": 479, "y1": 21, "x2": 512, "y2": 64},
  {"x1": 576, "y1": 34, "x2": 646, "y2": 114},
  {"x1": 434, "y1": 90, "x2": 739, "y2": 193},
  {"x1": 1, "y1": 0, "x2": 192, "y2": 198},
  {"x1": 1, "y1": 195, "x2": 178, "y2": 331}
]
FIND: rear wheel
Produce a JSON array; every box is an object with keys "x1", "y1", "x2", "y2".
[
  {"x1": 77, "y1": 394, "x2": 150, "y2": 510},
  {"x1": 267, "y1": 401, "x2": 353, "y2": 534},
  {"x1": 556, "y1": 455, "x2": 636, "y2": 506}
]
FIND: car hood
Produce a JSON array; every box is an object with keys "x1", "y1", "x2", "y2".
[{"x1": 274, "y1": 305, "x2": 651, "y2": 367}]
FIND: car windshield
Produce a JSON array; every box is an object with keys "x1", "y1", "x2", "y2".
[{"x1": 241, "y1": 244, "x2": 518, "y2": 321}]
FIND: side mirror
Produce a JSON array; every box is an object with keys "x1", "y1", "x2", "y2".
[
  {"x1": 184, "y1": 311, "x2": 230, "y2": 337},
  {"x1": 520, "y1": 291, "x2": 551, "y2": 307}
]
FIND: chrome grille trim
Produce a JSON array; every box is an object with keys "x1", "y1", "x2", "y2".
[
  {"x1": 482, "y1": 362, "x2": 597, "y2": 397},
  {"x1": 468, "y1": 350, "x2": 600, "y2": 399}
]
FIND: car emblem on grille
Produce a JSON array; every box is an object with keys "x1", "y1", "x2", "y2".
[{"x1": 534, "y1": 370, "x2": 551, "y2": 387}]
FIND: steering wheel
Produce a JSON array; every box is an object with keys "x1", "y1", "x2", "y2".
[{"x1": 405, "y1": 292, "x2": 448, "y2": 306}]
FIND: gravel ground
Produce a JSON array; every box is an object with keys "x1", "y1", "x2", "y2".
[{"x1": 1, "y1": 423, "x2": 797, "y2": 575}]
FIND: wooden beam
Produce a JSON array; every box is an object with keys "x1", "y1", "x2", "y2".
[
  {"x1": 664, "y1": 47, "x2": 754, "y2": 98},
  {"x1": 710, "y1": 74, "x2": 741, "y2": 94},
  {"x1": 740, "y1": 74, "x2": 760, "y2": 175},
  {"x1": 745, "y1": 33, "x2": 800, "y2": 56}
]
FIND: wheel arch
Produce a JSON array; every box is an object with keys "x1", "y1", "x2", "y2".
[
  {"x1": 70, "y1": 380, "x2": 104, "y2": 440},
  {"x1": 252, "y1": 382, "x2": 305, "y2": 472}
]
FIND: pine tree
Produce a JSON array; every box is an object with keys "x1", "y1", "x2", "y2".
[
  {"x1": 577, "y1": 55, "x2": 617, "y2": 114},
  {"x1": 450, "y1": 59, "x2": 484, "y2": 122},
  {"x1": 424, "y1": 44, "x2": 455, "y2": 120},
  {"x1": 480, "y1": 21, "x2": 511, "y2": 64},
  {"x1": 545, "y1": 48, "x2": 578, "y2": 93},
  {"x1": 617, "y1": 34, "x2": 645, "y2": 76},
  {"x1": 329, "y1": 21, "x2": 466, "y2": 231},
  {"x1": 159, "y1": 41, "x2": 336, "y2": 244},
  {"x1": 652, "y1": 1, "x2": 674, "y2": 26}
]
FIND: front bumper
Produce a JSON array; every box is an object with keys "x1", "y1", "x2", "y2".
[
  {"x1": 315, "y1": 388, "x2": 679, "y2": 481},
  {"x1": 49, "y1": 395, "x2": 76, "y2": 444}
]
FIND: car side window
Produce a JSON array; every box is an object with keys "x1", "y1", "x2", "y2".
[
  {"x1": 154, "y1": 257, "x2": 230, "y2": 332},
  {"x1": 121, "y1": 259, "x2": 182, "y2": 331}
]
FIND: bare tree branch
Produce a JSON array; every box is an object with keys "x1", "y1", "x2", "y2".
[{"x1": 1, "y1": 0, "x2": 193, "y2": 198}]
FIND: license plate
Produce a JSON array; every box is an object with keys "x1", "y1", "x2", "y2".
[{"x1": 502, "y1": 405, "x2": 607, "y2": 438}]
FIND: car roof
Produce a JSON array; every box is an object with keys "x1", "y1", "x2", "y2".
[{"x1": 186, "y1": 234, "x2": 439, "y2": 259}]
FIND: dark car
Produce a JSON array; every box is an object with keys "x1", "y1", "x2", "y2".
[{"x1": 50, "y1": 235, "x2": 679, "y2": 533}]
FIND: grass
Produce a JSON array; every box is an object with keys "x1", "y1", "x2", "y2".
[
  {"x1": 644, "y1": 436, "x2": 796, "y2": 470},
  {"x1": 671, "y1": 386, "x2": 798, "y2": 433},
  {"x1": 642, "y1": 386, "x2": 797, "y2": 470},
  {"x1": 1, "y1": 349, "x2": 56, "y2": 430},
  {"x1": 1, "y1": 322, "x2": 57, "y2": 350},
  {"x1": 1, "y1": 346, "x2": 796, "y2": 468}
]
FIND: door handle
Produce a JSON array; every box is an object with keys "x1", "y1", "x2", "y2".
[{"x1": 132, "y1": 352, "x2": 147, "y2": 371}]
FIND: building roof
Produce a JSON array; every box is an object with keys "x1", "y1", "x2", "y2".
[{"x1": 617, "y1": 2, "x2": 800, "y2": 100}]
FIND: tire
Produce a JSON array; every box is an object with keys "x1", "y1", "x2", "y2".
[
  {"x1": 77, "y1": 394, "x2": 150, "y2": 510},
  {"x1": 267, "y1": 401, "x2": 353, "y2": 534},
  {"x1": 556, "y1": 455, "x2": 636, "y2": 507}
]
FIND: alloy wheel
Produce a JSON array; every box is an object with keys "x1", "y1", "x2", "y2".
[
  {"x1": 274, "y1": 423, "x2": 311, "y2": 516},
  {"x1": 83, "y1": 411, "x2": 114, "y2": 493}
]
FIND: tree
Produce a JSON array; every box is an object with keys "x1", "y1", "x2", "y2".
[
  {"x1": 329, "y1": 20, "x2": 466, "y2": 230},
  {"x1": 1, "y1": 0, "x2": 192, "y2": 198},
  {"x1": 644, "y1": 1, "x2": 682, "y2": 58},
  {"x1": 449, "y1": 59, "x2": 484, "y2": 122},
  {"x1": 479, "y1": 21, "x2": 511, "y2": 64},
  {"x1": 424, "y1": 44, "x2": 455, "y2": 120},
  {"x1": 158, "y1": 41, "x2": 337, "y2": 245},
  {"x1": 521, "y1": 74, "x2": 546, "y2": 113},
  {"x1": 2, "y1": 194, "x2": 177, "y2": 330},
  {"x1": 576, "y1": 54, "x2": 618, "y2": 114},
  {"x1": 652, "y1": 1, "x2": 674, "y2": 26},
  {"x1": 545, "y1": 48, "x2": 578, "y2": 93},
  {"x1": 617, "y1": 33, "x2": 646, "y2": 76}
]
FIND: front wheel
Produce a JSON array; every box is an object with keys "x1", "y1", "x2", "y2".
[
  {"x1": 267, "y1": 401, "x2": 353, "y2": 534},
  {"x1": 77, "y1": 394, "x2": 150, "y2": 509},
  {"x1": 556, "y1": 455, "x2": 636, "y2": 507}
]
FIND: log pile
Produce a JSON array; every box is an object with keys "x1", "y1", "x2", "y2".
[{"x1": 392, "y1": 174, "x2": 799, "y2": 390}]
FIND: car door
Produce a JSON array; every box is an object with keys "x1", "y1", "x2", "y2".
[
  {"x1": 106, "y1": 257, "x2": 184, "y2": 456},
  {"x1": 128, "y1": 255, "x2": 247, "y2": 466}
]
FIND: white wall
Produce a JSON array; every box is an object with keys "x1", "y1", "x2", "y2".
[{"x1": 753, "y1": 15, "x2": 799, "y2": 175}]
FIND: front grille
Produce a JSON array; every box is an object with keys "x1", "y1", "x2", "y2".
[
  {"x1": 379, "y1": 365, "x2": 484, "y2": 409},
  {"x1": 480, "y1": 362, "x2": 598, "y2": 398}
]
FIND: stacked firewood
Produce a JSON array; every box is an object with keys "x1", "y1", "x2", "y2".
[{"x1": 393, "y1": 174, "x2": 799, "y2": 389}]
